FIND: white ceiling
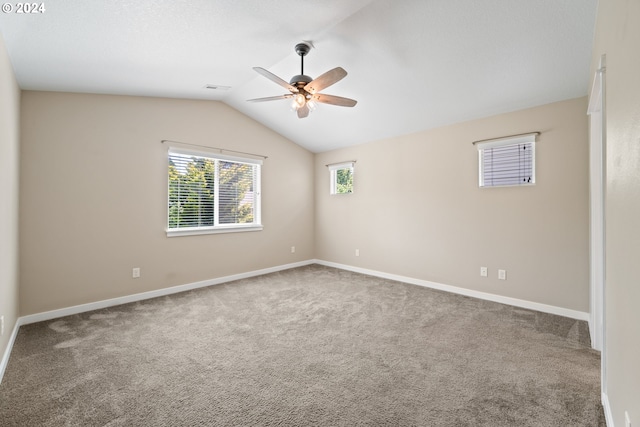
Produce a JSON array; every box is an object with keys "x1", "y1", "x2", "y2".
[{"x1": 0, "y1": 0, "x2": 597, "y2": 153}]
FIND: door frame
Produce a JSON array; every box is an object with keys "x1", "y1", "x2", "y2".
[{"x1": 587, "y1": 54, "x2": 606, "y2": 392}]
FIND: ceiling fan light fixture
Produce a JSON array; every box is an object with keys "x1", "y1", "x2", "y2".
[
  {"x1": 291, "y1": 94, "x2": 316, "y2": 115},
  {"x1": 248, "y1": 42, "x2": 357, "y2": 119},
  {"x1": 294, "y1": 93, "x2": 306, "y2": 109},
  {"x1": 307, "y1": 100, "x2": 317, "y2": 112}
]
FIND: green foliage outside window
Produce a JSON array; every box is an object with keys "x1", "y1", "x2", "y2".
[
  {"x1": 218, "y1": 161, "x2": 254, "y2": 225},
  {"x1": 335, "y1": 167, "x2": 353, "y2": 194},
  {"x1": 168, "y1": 155, "x2": 254, "y2": 229}
]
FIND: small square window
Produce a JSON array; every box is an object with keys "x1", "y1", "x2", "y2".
[
  {"x1": 328, "y1": 162, "x2": 354, "y2": 195},
  {"x1": 477, "y1": 134, "x2": 536, "y2": 187}
]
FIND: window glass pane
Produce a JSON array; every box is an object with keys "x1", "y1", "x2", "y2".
[
  {"x1": 329, "y1": 163, "x2": 354, "y2": 195},
  {"x1": 335, "y1": 167, "x2": 353, "y2": 194},
  {"x1": 168, "y1": 150, "x2": 261, "y2": 233},
  {"x1": 218, "y1": 161, "x2": 256, "y2": 224},
  {"x1": 168, "y1": 154, "x2": 216, "y2": 228},
  {"x1": 479, "y1": 141, "x2": 534, "y2": 187}
]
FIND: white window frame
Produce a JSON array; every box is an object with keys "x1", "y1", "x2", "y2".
[
  {"x1": 329, "y1": 161, "x2": 355, "y2": 195},
  {"x1": 167, "y1": 147, "x2": 262, "y2": 237},
  {"x1": 477, "y1": 133, "x2": 536, "y2": 188}
]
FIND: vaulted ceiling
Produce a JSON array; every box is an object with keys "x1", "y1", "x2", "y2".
[{"x1": 0, "y1": 0, "x2": 598, "y2": 152}]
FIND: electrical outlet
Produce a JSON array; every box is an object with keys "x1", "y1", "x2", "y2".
[
  {"x1": 0, "y1": 315, "x2": 4, "y2": 336},
  {"x1": 480, "y1": 267, "x2": 488, "y2": 277},
  {"x1": 626, "y1": 411, "x2": 631, "y2": 427},
  {"x1": 291, "y1": 246, "x2": 296, "y2": 253},
  {"x1": 132, "y1": 268, "x2": 141, "y2": 279},
  {"x1": 355, "y1": 249, "x2": 360, "y2": 257},
  {"x1": 498, "y1": 269, "x2": 507, "y2": 280}
]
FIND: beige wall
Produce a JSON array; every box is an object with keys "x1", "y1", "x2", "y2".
[
  {"x1": 19, "y1": 91, "x2": 314, "y2": 315},
  {"x1": 591, "y1": 0, "x2": 640, "y2": 423},
  {"x1": 0, "y1": 35, "x2": 20, "y2": 361},
  {"x1": 315, "y1": 97, "x2": 589, "y2": 312}
]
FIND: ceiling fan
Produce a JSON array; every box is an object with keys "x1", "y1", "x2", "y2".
[{"x1": 247, "y1": 42, "x2": 357, "y2": 119}]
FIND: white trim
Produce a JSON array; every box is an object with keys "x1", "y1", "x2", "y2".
[
  {"x1": 588, "y1": 61, "x2": 605, "y2": 114},
  {"x1": 475, "y1": 133, "x2": 537, "y2": 150},
  {"x1": 588, "y1": 69, "x2": 605, "y2": 352},
  {"x1": 477, "y1": 135, "x2": 536, "y2": 188},
  {"x1": 167, "y1": 150, "x2": 262, "y2": 235},
  {"x1": 18, "y1": 260, "x2": 314, "y2": 327},
  {"x1": 0, "y1": 317, "x2": 23, "y2": 385},
  {"x1": 1, "y1": 258, "x2": 591, "y2": 385},
  {"x1": 587, "y1": 104, "x2": 603, "y2": 349},
  {"x1": 329, "y1": 162, "x2": 355, "y2": 195},
  {"x1": 327, "y1": 161, "x2": 355, "y2": 171},
  {"x1": 588, "y1": 55, "x2": 607, "y2": 413},
  {"x1": 0, "y1": 260, "x2": 314, "y2": 384},
  {"x1": 166, "y1": 224, "x2": 263, "y2": 237},
  {"x1": 602, "y1": 392, "x2": 615, "y2": 427},
  {"x1": 168, "y1": 147, "x2": 263, "y2": 165},
  {"x1": 314, "y1": 260, "x2": 589, "y2": 321}
]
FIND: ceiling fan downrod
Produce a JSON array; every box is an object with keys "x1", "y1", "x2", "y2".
[
  {"x1": 295, "y1": 42, "x2": 311, "y2": 76},
  {"x1": 290, "y1": 42, "x2": 313, "y2": 87}
]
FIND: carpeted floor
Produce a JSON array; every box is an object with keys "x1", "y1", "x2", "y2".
[{"x1": 0, "y1": 265, "x2": 604, "y2": 426}]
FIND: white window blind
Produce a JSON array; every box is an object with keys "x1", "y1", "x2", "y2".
[
  {"x1": 477, "y1": 134, "x2": 536, "y2": 187},
  {"x1": 328, "y1": 161, "x2": 354, "y2": 194},
  {"x1": 167, "y1": 148, "x2": 262, "y2": 236}
]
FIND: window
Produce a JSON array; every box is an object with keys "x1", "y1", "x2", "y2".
[
  {"x1": 329, "y1": 162, "x2": 354, "y2": 194},
  {"x1": 167, "y1": 148, "x2": 262, "y2": 236},
  {"x1": 477, "y1": 133, "x2": 536, "y2": 187}
]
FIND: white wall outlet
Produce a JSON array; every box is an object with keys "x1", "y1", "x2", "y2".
[
  {"x1": 291, "y1": 246, "x2": 296, "y2": 253},
  {"x1": 480, "y1": 267, "x2": 488, "y2": 277},
  {"x1": 498, "y1": 269, "x2": 507, "y2": 280},
  {"x1": 355, "y1": 249, "x2": 360, "y2": 257},
  {"x1": 132, "y1": 267, "x2": 141, "y2": 279},
  {"x1": 626, "y1": 411, "x2": 631, "y2": 427},
  {"x1": 0, "y1": 315, "x2": 4, "y2": 336}
]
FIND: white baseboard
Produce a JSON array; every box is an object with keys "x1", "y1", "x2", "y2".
[
  {"x1": 1, "y1": 258, "x2": 591, "y2": 385},
  {"x1": 0, "y1": 317, "x2": 23, "y2": 385},
  {"x1": 314, "y1": 259, "x2": 590, "y2": 321},
  {"x1": 0, "y1": 260, "x2": 314, "y2": 385},
  {"x1": 602, "y1": 392, "x2": 614, "y2": 427},
  {"x1": 19, "y1": 260, "x2": 315, "y2": 326}
]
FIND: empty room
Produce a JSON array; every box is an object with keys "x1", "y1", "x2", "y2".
[{"x1": 0, "y1": 1, "x2": 638, "y2": 426}]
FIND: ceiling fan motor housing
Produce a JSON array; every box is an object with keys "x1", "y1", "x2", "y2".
[
  {"x1": 289, "y1": 74, "x2": 312, "y2": 86},
  {"x1": 294, "y1": 42, "x2": 312, "y2": 57}
]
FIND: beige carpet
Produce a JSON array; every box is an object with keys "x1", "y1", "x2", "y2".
[{"x1": 0, "y1": 264, "x2": 604, "y2": 426}]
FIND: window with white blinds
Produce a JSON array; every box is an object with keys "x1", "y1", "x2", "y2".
[
  {"x1": 167, "y1": 148, "x2": 262, "y2": 236},
  {"x1": 477, "y1": 134, "x2": 536, "y2": 187}
]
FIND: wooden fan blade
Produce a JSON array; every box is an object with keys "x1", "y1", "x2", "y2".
[
  {"x1": 304, "y1": 67, "x2": 347, "y2": 94},
  {"x1": 253, "y1": 67, "x2": 298, "y2": 93},
  {"x1": 297, "y1": 104, "x2": 310, "y2": 119},
  {"x1": 247, "y1": 94, "x2": 294, "y2": 103},
  {"x1": 311, "y1": 93, "x2": 357, "y2": 107}
]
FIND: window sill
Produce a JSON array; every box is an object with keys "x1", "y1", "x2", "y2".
[
  {"x1": 479, "y1": 182, "x2": 536, "y2": 188},
  {"x1": 166, "y1": 224, "x2": 263, "y2": 237}
]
